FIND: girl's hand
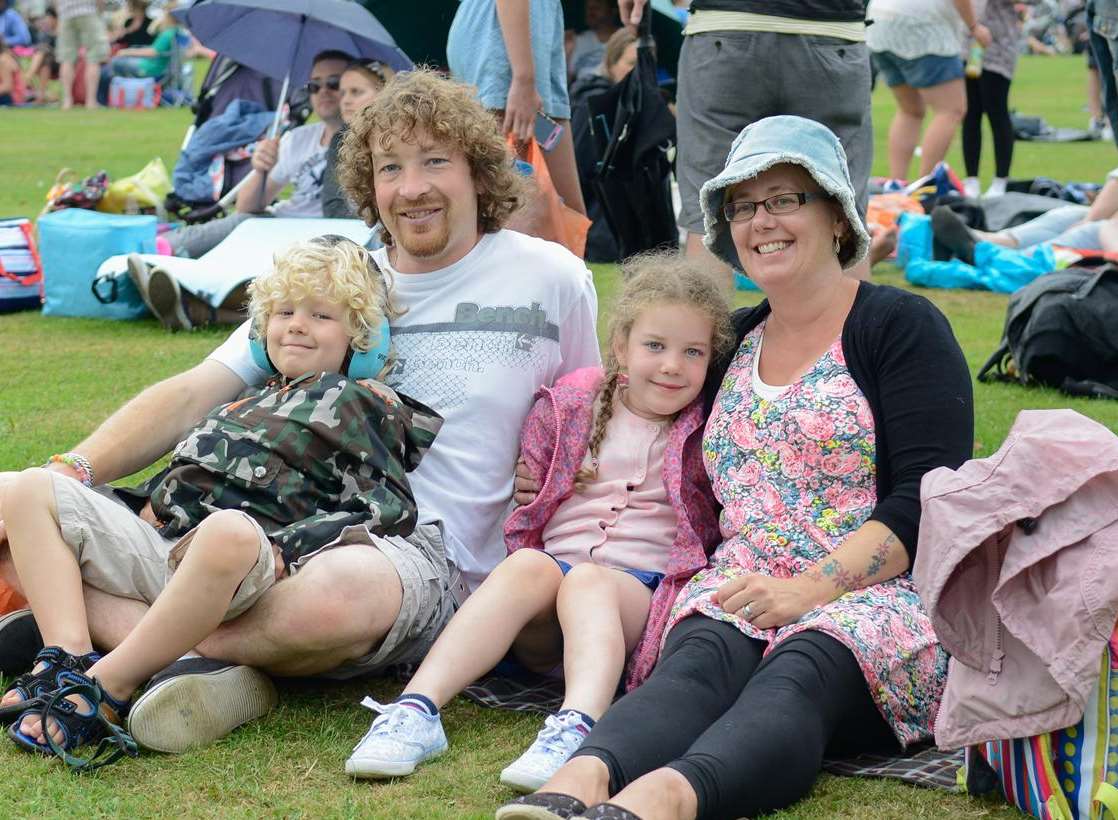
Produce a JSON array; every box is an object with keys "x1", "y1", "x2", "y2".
[
  {"x1": 502, "y1": 76, "x2": 541, "y2": 143},
  {"x1": 972, "y1": 22, "x2": 992, "y2": 48},
  {"x1": 715, "y1": 573, "x2": 826, "y2": 629}
]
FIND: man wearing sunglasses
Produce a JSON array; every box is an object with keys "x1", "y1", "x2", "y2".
[{"x1": 156, "y1": 50, "x2": 353, "y2": 266}]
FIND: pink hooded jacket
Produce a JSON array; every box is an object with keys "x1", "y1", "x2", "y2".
[
  {"x1": 504, "y1": 367, "x2": 722, "y2": 689},
  {"x1": 914, "y1": 409, "x2": 1118, "y2": 748}
]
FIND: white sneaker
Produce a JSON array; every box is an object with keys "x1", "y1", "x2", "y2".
[
  {"x1": 345, "y1": 697, "x2": 448, "y2": 779},
  {"x1": 984, "y1": 177, "x2": 1008, "y2": 198},
  {"x1": 499, "y1": 711, "x2": 591, "y2": 794}
]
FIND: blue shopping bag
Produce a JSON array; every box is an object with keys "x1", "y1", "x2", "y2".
[{"x1": 37, "y1": 209, "x2": 156, "y2": 319}]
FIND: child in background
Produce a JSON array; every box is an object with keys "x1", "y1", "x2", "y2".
[
  {"x1": 0, "y1": 236, "x2": 441, "y2": 768},
  {"x1": 346, "y1": 252, "x2": 731, "y2": 791}
]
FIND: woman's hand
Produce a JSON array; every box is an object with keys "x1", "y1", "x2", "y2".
[
  {"x1": 972, "y1": 22, "x2": 992, "y2": 48},
  {"x1": 716, "y1": 573, "x2": 826, "y2": 629}
]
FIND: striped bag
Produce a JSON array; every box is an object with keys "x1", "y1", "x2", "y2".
[{"x1": 965, "y1": 629, "x2": 1118, "y2": 819}]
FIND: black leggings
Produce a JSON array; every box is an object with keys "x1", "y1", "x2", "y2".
[
  {"x1": 962, "y1": 70, "x2": 1015, "y2": 178},
  {"x1": 574, "y1": 617, "x2": 897, "y2": 820}
]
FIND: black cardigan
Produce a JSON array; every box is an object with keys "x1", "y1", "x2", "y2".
[{"x1": 703, "y1": 282, "x2": 974, "y2": 563}]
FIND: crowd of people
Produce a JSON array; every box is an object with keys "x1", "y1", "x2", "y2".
[
  {"x1": 0, "y1": 0, "x2": 1111, "y2": 818},
  {"x1": 0, "y1": 0, "x2": 205, "y2": 107}
]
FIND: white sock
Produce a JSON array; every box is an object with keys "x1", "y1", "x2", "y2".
[
  {"x1": 985, "y1": 177, "x2": 1008, "y2": 197},
  {"x1": 178, "y1": 651, "x2": 202, "y2": 661},
  {"x1": 963, "y1": 177, "x2": 981, "y2": 199}
]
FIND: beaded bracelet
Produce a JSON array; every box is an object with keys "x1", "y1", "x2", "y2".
[{"x1": 46, "y1": 452, "x2": 95, "y2": 487}]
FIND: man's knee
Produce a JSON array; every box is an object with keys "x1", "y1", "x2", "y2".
[{"x1": 257, "y1": 545, "x2": 403, "y2": 655}]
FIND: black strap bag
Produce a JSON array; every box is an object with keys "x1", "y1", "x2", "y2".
[{"x1": 977, "y1": 263, "x2": 1118, "y2": 399}]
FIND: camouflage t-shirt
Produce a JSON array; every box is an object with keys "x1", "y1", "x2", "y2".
[{"x1": 148, "y1": 372, "x2": 442, "y2": 566}]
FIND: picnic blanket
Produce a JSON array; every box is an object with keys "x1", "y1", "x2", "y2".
[
  {"x1": 95, "y1": 217, "x2": 376, "y2": 309},
  {"x1": 453, "y1": 669, "x2": 963, "y2": 792}
]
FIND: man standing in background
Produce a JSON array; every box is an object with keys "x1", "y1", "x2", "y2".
[{"x1": 56, "y1": 0, "x2": 109, "y2": 109}]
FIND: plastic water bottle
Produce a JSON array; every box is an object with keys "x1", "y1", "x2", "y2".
[{"x1": 965, "y1": 44, "x2": 984, "y2": 79}]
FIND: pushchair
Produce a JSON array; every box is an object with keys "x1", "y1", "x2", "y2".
[{"x1": 164, "y1": 55, "x2": 310, "y2": 224}]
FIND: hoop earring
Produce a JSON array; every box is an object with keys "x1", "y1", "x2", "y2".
[{"x1": 833, "y1": 236, "x2": 842, "y2": 256}]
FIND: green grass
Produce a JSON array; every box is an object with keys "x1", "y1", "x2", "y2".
[{"x1": 0, "y1": 54, "x2": 1114, "y2": 818}]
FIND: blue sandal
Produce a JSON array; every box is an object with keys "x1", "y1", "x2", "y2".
[
  {"x1": 8, "y1": 669, "x2": 138, "y2": 771},
  {"x1": 0, "y1": 646, "x2": 98, "y2": 725}
]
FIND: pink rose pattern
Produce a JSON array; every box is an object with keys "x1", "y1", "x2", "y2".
[{"x1": 667, "y1": 325, "x2": 947, "y2": 746}]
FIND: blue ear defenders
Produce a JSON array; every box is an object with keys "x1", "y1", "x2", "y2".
[{"x1": 248, "y1": 319, "x2": 392, "y2": 380}]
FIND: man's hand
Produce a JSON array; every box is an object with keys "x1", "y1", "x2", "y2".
[
  {"x1": 139, "y1": 501, "x2": 160, "y2": 527},
  {"x1": 251, "y1": 137, "x2": 281, "y2": 174},
  {"x1": 272, "y1": 544, "x2": 286, "y2": 581},
  {"x1": 972, "y1": 22, "x2": 992, "y2": 48},
  {"x1": 619, "y1": 0, "x2": 647, "y2": 28},
  {"x1": 503, "y1": 76, "x2": 542, "y2": 143},
  {"x1": 715, "y1": 572, "x2": 826, "y2": 630},
  {"x1": 513, "y1": 458, "x2": 540, "y2": 507}
]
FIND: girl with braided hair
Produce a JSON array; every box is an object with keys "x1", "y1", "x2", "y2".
[{"x1": 345, "y1": 252, "x2": 732, "y2": 791}]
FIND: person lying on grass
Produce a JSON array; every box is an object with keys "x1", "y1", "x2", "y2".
[
  {"x1": 346, "y1": 252, "x2": 730, "y2": 792},
  {"x1": 0, "y1": 236, "x2": 440, "y2": 769}
]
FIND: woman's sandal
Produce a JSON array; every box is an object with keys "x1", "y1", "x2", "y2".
[
  {"x1": 0, "y1": 646, "x2": 98, "y2": 724},
  {"x1": 575, "y1": 804, "x2": 643, "y2": 820},
  {"x1": 8, "y1": 668, "x2": 138, "y2": 772},
  {"x1": 494, "y1": 792, "x2": 589, "y2": 820}
]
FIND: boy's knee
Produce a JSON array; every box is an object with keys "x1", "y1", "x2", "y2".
[
  {"x1": 5, "y1": 468, "x2": 56, "y2": 519},
  {"x1": 190, "y1": 510, "x2": 262, "y2": 575}
]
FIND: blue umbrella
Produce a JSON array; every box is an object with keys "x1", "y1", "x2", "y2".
[{"x1": 177, "y1": 0, "x2": 413, "y2": 134}]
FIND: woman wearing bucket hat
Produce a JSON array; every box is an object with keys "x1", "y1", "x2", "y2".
[{"x1": 495, "y1": 116, "x2": 974, "y2": 820}]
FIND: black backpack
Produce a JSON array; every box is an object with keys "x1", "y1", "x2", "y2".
[{"x1": 978, "y1": 263, "x2": 1118, "y2": 399}]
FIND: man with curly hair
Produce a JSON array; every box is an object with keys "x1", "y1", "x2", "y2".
[{"x1": 0, "y1": 69, "x2": 600, "y2": 754}]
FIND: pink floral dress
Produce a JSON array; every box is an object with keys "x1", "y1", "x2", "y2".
[{"x1": 667, "y1": 323, "x2": 947, "y2": 745}]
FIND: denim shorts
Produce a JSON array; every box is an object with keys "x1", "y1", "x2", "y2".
[
  {"x1": 872, "y1": 50, "x2": 965, "y2": 89},
  {"x1": 546, "y1": 555, "x2": 664, "y2": 592},
  {"x1": 446, "y1": 0, "x2": 571, "y2": 119}
]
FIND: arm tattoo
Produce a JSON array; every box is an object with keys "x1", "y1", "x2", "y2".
[
  {"x1": 865, "y1": 534, "x2": 896, "y2": 578},
  {"x1": 808, "y1": 558, "x2": 865, "y2": 593}
]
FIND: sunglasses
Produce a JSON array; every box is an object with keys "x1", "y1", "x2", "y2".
[{"x1": 306, "y1": 75, "x2": 342, "y2": 95}]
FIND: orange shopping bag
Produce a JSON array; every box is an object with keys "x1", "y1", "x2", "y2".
[
  {"x1": 0, "y1": 577, "x2": 26, "y2": 616},
  {"x1": 510, "y1": 137, "x2": 591, "y2": 259}
]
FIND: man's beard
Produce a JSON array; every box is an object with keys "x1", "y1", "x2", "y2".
[{"x1": 390, "y1": 197, "x2": 451, "y2": 258}]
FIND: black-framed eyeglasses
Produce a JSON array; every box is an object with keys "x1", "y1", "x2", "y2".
[
  {"x1": 722, "y1": 191, "x2": 830, "y2": 223},
  {"x1": 306, "y1": 75, "x2": 342, "y2": 95}
]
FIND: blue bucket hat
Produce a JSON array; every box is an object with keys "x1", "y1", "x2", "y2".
[{"x1": 700, "y1": 115, "x2": 871, "y2": 271}]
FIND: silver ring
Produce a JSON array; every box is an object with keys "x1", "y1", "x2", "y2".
[{"x1": 742, "y1": 603, "x2": 753, "y2": 619}]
